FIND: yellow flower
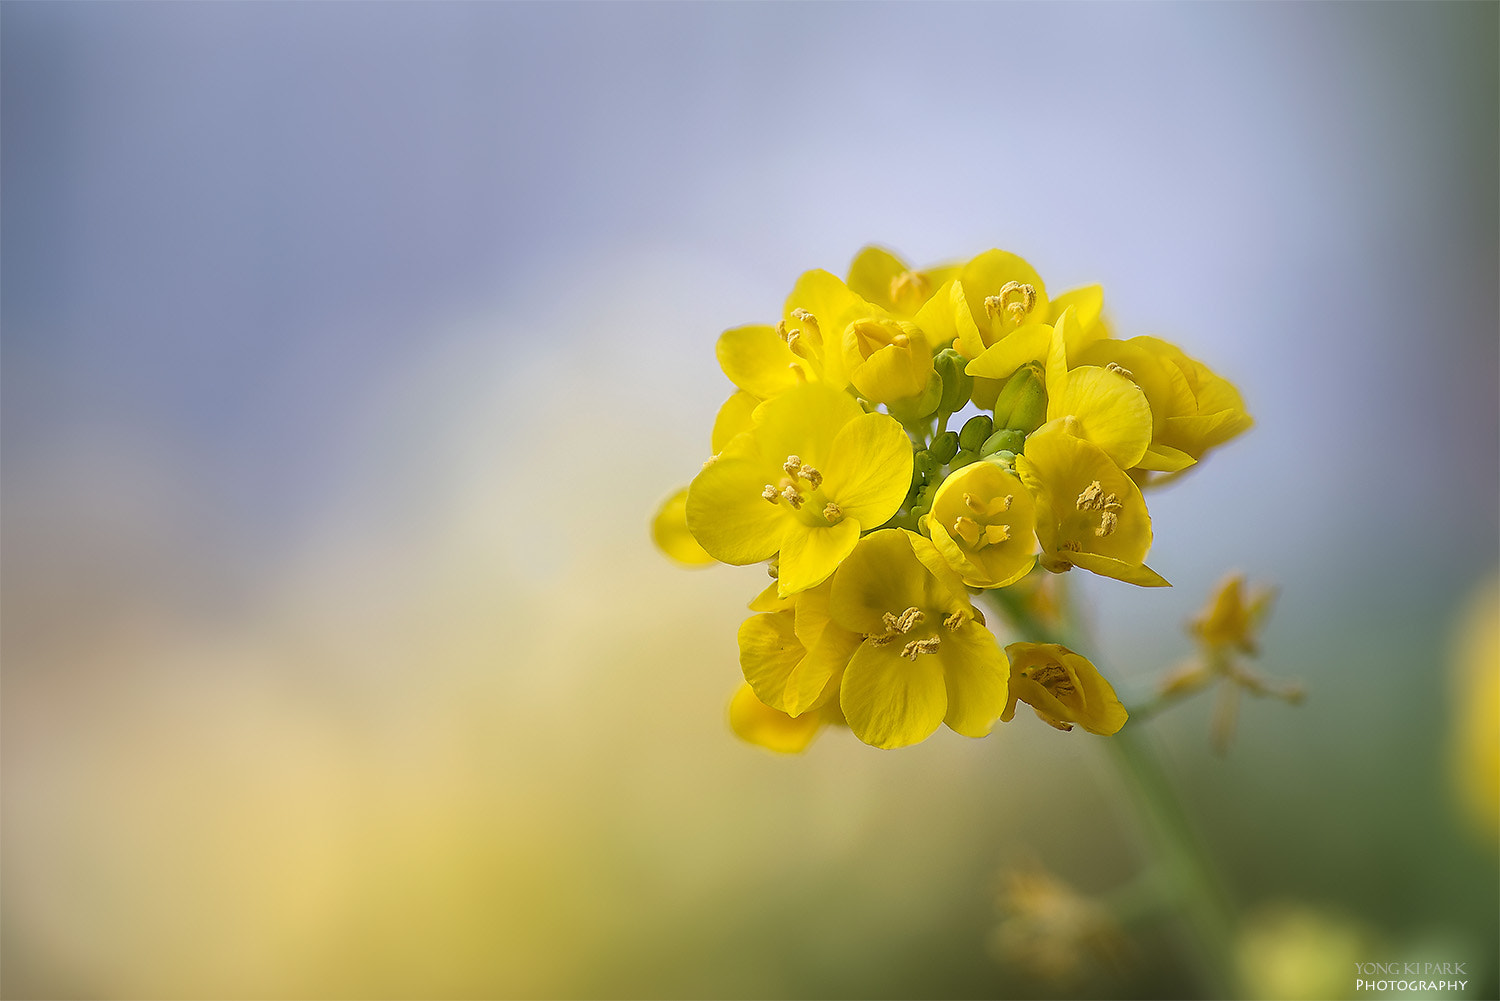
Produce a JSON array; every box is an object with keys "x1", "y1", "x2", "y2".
[
  {"x1": 650, "y1": 487, "x2": 715, "y2": 567},
  {"x1": 845, "y1": 245, "x2": 959, "y2": 318},
  {"x1": 957, "y1": 248, "x2": 1050, "y2": 351},
  {"x1": 713, "y1": 269, "x2": 868, "y2": 399},
  {"x1": 728, "y1": 683, "x2": 844, "y2": 754},
  {"x1": 1069, "y1": 334, "x2": 1198, "y2": 473},
  {"x1": 1015, "y1": 424, "x2": 1169, "y2": 587},
  {"x1": 829, "y1": 529, "x2": 1010, "y2": 748},
  {"x1": 1046, "y1": 284, "x2": 1111, "y2": 350},
  {"x1": 1131, "y1": 335, "x2": 1253, "y2": 469},
  {"x1": 686, "y1": 382, "x2": 913, "y2": 596},
  {"x1": 1001, "y1": 642, "x2": 1128, "y2": 734},
  {"x1": 840, "y1": 312, "x2": 934, "y2": 406},
  {"x1": 737, "y1": 580, "x2": 862, "y2": 716},
  {"x1": 1190, "y1": 572, "x2": 1277, "y2": 655},
  {"x1": 923, "y1": 460, "x2": 1038, "y2": 588}
]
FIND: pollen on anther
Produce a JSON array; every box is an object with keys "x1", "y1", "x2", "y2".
[
  {"x1": 761, "y1": 484, "x2": 779, "y2": 503},
  {"x1": 800, "y1": 464, "x2": 823, "y2": 489},
  {"x1": 901, "y1": 636, "x2": 941, "y2": 660},
  {"x1": 1106, "y1": 361, "x2": 1135, "y2": 380},
  {"x1": 783, "y1": 455, "x2": 803, "y2": 477},
  {"x1": 1096, "y1": 511, "x2": 1118, "y2": 537},
  {"x1": 1077, "y1": 481, "x2": 1105, "y2": 510},
  {"x1": 944, "y1": 611, "x2": 965, "y2": 631},
  {"x1": 895, "y1": 607, "x2": 925, "y2": 633},
  {"x1": 822, "y1": 502, "x2": 843, "y2": 524},
  {"x1": 780, "y1": 486, "x2": 804, "y2": 509}
]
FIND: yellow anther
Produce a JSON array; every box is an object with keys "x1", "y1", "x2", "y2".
[
  {"x1": 799, "y1": 464, "x2": 823, "y2": 489},
  {"x1": 944, "y1": 611, "x2": 966, "y2": 631},
  {"x1": 881, "y1": 611, "x2": 902, "y2": 632},
  {"x1": 1096, "y1": 511, "x2": 1118, "y2": 537},
  {"x1": 783, "y1": 455, "x2": 803, "y2": 477},
  {"x1": 1106, "y1": 361, "x2": 1135, "y2": 380},
  {"x1": 963, "y1": 492, "x2": 985, "y2": 515},
  {"x1": 901, "y1": 636, "x2": 942, "y2": 660},
  {"x1": 790, "y1": 308, "x2": 819, "y2": 336},
  {"x1": 789, "y1": 362, "x2": 808, "y2": 383},
  {"x1": 998, "y1": 494, "x2": 1013, "y2": 512},
  {"x1": 767, "y1": 557, "x2": 779, "y2": 579},
  {"x1": 1027, "y1": 662, "x2": 1076, "y2": 698},
  {"x1": 984, "y1": 523, "x2": 1012, "y2": 544},
  {"x1": 761, "y1": 484, "x2": 779, "y2": 503},
  {"x1": 780, "y1": 486, "x2": 804, "y2": 509},
  {"x1": 895, "y1": 607, "x2": 925, "y2": 633},
  {"x1": 1077, "y1": 481, "x2": 1105, "y2": 510},
  {"x1": 1060, "y1": 540, "x2": 1082, "y2": 553},
  {"x1": 985, "y1": 281, "x2": 1037, "y2": 325},
  {"x1": 953, "y1": 515, "x2": 982, "y2": 548},
  {"x1": 823, "y1": 502, "x2": 843, "y2": 524}
]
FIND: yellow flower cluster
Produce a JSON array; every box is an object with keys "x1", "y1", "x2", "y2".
[{"x1": 655, "y1": 246, "x2": 1252, "y2": 750}]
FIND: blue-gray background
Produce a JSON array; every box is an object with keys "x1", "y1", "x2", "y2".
[{"x1": 4, "y1": 3, "x2": 1496, "y2": 998}]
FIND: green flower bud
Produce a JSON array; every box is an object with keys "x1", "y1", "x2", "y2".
[
  {"x1": 958, "y1": 414, "x2": 994, "y2": 453},
  {"x1": 980, "y1": 428, "x2": 1026, "y2": 456},
  {"x1": 951, "y1": 449, "x2": 979, "y2": 470},
  {"x1": 933, "y1": 348, "x2": 973, "y2": 415},
  {"x1": 914, "y1": 450, "x2": 939, "y2": 479},
  {"x1": 929, "y1": 430, "x2": 960, "y2": 465},
  {"x1": 992, "y1": 362, "x2": 1047, "y2": 434}
]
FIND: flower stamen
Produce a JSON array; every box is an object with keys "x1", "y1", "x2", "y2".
[{"x1": 901, "y1": 636, "x2": 941, "y2": 659}]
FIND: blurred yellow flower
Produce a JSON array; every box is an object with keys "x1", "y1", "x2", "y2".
[
  {"x1": 728, "y1": 683, "x2": 843, "y2": 754},
  {"x1": 845, "y1": 244, "x2": 958, "y2": 318},
  {"x1": 1190, "y1": 572, "x2": 1276, "y2": 655},
  {"x1": 1452, "y1": 574, "x2": 1499, "y2": 841},
  {"x1": 829, "y1": 529, "x2": 1009, "y2": 748},
  {"x1": 686, "y1": 382, "x2": 912, "y2": 596},
  {"x1": 923, "y1": 460, "x2": 1038, "y2": 589},
  {"x1": 1001, "y1": 642, "x2": 1128, "y2": 734},
  {"x1": 991, "y1": 864, "x2": 1126, "y2": 983},
  {"x1": 650, "y1": 487, "x2": 714, "y2": 567}
]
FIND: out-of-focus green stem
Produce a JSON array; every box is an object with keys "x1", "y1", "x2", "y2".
[{"x1": 983, "y1": 585, "x2": 1238, "y2": 998}]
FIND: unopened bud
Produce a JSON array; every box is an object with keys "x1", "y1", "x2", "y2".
[
  {"x1": 980, "y1": 428, "x2": 1026, "y2": 457},
  {"x1": 886, "y1": 370, "x2": 943, "y2": 422},
  {"x1": 933, "y1": 348, "x2": 974, "y2": 415},
  {"x1": 958, "y1": 414, "x2": 994, "y2": 453},
  {"x1": 992, "y1": 363, "x2": 1047, "y2": 434},
  {"x1": 929, "y1": 430, "x2": 960, "y2": 465}
]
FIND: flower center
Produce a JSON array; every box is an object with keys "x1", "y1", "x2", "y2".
[
  {"x1": 760, "y1": 455, "x2": 842, "y2": 525},
  {"x1": 888, "y1": 270, "x2": 931, "y2": 311},
  {"x1": 847, "y1": 317, "x2": 911, "y2": 361},
  {"x1": 1025, "y1": 661, "x2": 1077, "y2": 700},
  {"x1": 776, "y1": 309, "x2": 825, "y2": 365},
  {"x1": 1075, "y1": 480, "x2": 1123, "y2": 538},
  {"x1": 952, "y1": 491, "x2": 1015, "y2": 551},
  {"x1": 984, "y1": 281, "x2": 1038, "y2": 329},
  {"x1": 865, "y1": 605, "x2": 966, "y2": 658}
]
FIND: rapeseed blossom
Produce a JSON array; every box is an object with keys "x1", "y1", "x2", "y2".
[{"x1": 655, "y1": 245, "x2": 1253, "y2": 750}]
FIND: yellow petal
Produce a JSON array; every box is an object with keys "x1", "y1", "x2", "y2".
[
  {"x1": 748, "y1": 581, "x2": 794, "y2": 612},
  {"x1": 716, "y1": 324, "x2": 804, "y2": 399},
  {"x1": 749, "y1": 381, "x2": 863, "y2": 471},
  {"x1": 729, "y1": 684, "x2": 823, "y2": 754},
  {"x1": 1046, "y1": 366, "x2": 1154, "y2": 469},
  {"x1": 738, "y1": 609, "x2": 804, "y2": 712},
  {"x1": 936, "y1": 623, "x2": 1010, "y2": 737},
  {"x1": 839, "y1": 639, "x2": 948, "y2": 749},
  {"x1": 828, "y1": 529, "x2": 930, "y2": 635},
  {"x1": 821, "y1": 412, "x2": 914, "y2": 527},
  {"x1": 651, "y1": 487, "x2": 715, "y2": 567},
  {"x1": 914, "y1": 279, "x2": 985, "y2": 357},
  {"x1": 1067, "y1": 552, "x2": 1171, "y2": 587},
  {"x1": 777, "y1": 518, "x2": 861, "y2": 597},
  {"x1": 712, "y1": 391, "x2": 760, "y2": 454},
  {"x1": 686, "y1": 442, "x2": 786, "y2": 566},
  {"x1": 783, "y1": 624, "x2": 862, "y2": 716},
  {"x1": 964, "y1": 322, "x2": 1054, "y2": 381},
  {"x1": 846, "y1": 245, "x2": 910, "y2": 309}
]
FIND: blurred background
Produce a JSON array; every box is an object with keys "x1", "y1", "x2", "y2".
[{"x1": 3, "y1": 3, "x2": 1496, "y2": 998}]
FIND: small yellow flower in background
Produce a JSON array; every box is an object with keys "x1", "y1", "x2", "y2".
[
  {"x1": 1451, "y1": 574, "x2": 1498, "y2": 842},
  {"x1": 650, "y1": 487, "x2": 715, "y2": 567},
  {"x1": 991, "y1": 864, "x2": 1126, "y2": 984},
  {"x1": 1160, "y1": 573, "x2": 1301, "y2": 752},
  {"x1": 829, "y1": 529, "x2": 1010, "y2": 749},
  {"x1": 737, "y1": 580, "x2": 863, "y2": 718},
  {"x1": 923, "y1": 460, "x2": 1038, "y2": 589},
  {"x1": 1016, "y1": 424, "x2": 1169, "y2": 587},
  {"x1": 845, "y1": 245, "x2": 958, "y2": 318},
  {"x1": 728, "y1": 683, "x2": 844, "y2": 754},
  {"x1": 1002, "y1": 642, "x2": 1128, "y2": 734},
  {"x1": 686, "y1": 382, "x2": 912, "y2": 596},
  {"x1": 1191, "y1": 572, "x2": 1277, "y2": 655},
  {"x1": 1235, "y1": 903, "x2": 1372, "y2": 1001}
]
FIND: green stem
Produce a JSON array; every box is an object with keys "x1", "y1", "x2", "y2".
[{"x1": 983, "y1": 587, "x2": 1239, "y2": 998}]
